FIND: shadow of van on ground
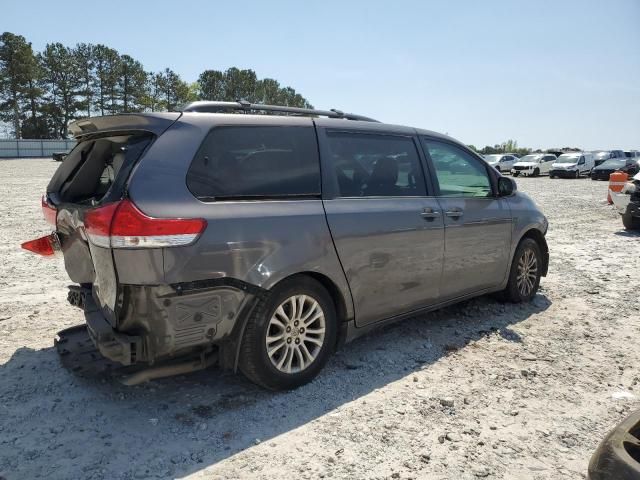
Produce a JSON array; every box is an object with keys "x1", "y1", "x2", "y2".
[{"x1": 0, "y1": 293, "x2": 551, "y2": 479}]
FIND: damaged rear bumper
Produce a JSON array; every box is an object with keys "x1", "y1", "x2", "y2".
[
  {"x1": 83, "y1": 291, "x2": 142, "y2": 366},
  {"x1": 69, "y1": 280, "x2": 259, "y2": 368}
]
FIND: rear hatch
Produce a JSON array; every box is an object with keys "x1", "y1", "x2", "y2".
[
  {"x1": 47, "y1": 133, "x2": 154, "y2": 325},
  {"x1": 43, "y1": 112, "x2": 182, "y2": 326}
]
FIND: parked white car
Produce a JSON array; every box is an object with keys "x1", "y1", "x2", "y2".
[
  {"x1": 549, "y1": 152, "x2": 595, "y2": 179},
  {"x1": 483, "y1": 153, "x2": 520, "y2": 173},
  {"x1": 511, "y1": 153, "x2": 557, "y2": 177},
  {"x1": 624, "y1": 150, "x2": 640, "y2": 162}
]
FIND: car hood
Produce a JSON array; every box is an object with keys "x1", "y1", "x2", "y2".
[
  {"x1": 513, "y1": 162, "x2": 537, "y2": 167},
  {"x1": 552, "y1": 163, "x2": 576, "y2": 169}
]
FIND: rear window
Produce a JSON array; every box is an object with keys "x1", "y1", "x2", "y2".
[
  {"x1": 47, "y1": 134, "x2": 152, "y2": 205},
  {"x1": 187, "y1": 126, "x2": 320, "y2": 200}
]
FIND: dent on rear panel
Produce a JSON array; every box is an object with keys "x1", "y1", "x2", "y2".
[{"x1": 163, "y1": 240, "x2": 274, "y2": 284}]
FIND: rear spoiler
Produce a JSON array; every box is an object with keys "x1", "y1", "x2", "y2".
[{"x1": 68, "y1": 112, "x2": 182, "y2": 140}]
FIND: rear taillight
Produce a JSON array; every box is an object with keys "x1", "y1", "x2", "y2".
[
  {"x1": 84, "y1": 199, "x2": 206, "y2": 249},
  {"x1": 42, "y1": 195, "x2": 57, "y2": 225},
  {"x1": 21, "y1": 233, "x2": 59, "y2": 256}
]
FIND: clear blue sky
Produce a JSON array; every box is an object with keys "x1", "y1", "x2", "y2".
[{"x1": 3, "y1": 0, "x2": 639, "y2": 150}]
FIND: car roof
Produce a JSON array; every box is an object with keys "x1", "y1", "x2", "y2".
[{"x1": 70, "y1": 109, "x2": 476, "y2": 155}]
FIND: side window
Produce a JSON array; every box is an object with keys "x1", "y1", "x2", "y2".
[
  {"x1": 186, "y1": 126, "x2": 320, "y2": 200},
  {"x1": 422, "y1": 139, "x2": 493, "y2": 197},
  {"x1": 578, "y1": 156, "x2": 585, "y2": 165},
  {"x1": 325, "y1": 132, "x2": 427, "y2": 197}
]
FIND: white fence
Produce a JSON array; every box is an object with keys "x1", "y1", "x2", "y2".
[{"x1": 0, "y1": 139, "x2": 76, "y2": 158}]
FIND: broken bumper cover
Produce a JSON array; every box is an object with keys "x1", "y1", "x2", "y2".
[{"x1": 83, "y1": 293, "x2": 141, "y2": 366}]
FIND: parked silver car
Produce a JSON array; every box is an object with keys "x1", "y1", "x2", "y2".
[
  {"x1": 22, "y1": 102, "x2": 550, "y2": 390},
  {"x1": 484, "y1": 153, "x2": 520, "y2": 173}
]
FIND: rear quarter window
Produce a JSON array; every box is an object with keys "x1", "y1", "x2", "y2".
[{"x1": 187, "y1": 126, "x2": 320, "y2": 200}]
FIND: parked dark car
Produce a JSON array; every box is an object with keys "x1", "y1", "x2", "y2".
[
  {"x1": 21, "y1": 102, "x2": 549, "y2": 390},
  {"x1": 591, "y1": 159, "x2": 640, "y2": 181},
  {"x1": 588, "y1": 409, "x2": 640, "y2": 480}
]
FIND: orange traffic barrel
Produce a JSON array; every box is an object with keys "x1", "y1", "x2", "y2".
[{"x1": 608, "y1": 171, "x2": 628, "y2": 204}]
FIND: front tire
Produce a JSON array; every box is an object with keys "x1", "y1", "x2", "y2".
[
  {"x1": 533, "y1": 168, "x2": 540, "y2": 177},
  {"x1": 574, "y1": 170, "x2": 580, "y2": 179},
  {"x1": 239, "y1": 276, "x2": 337, "y2": 390},
  {"x1": 499, "y1": 238, "x2": 542, "y2": 303}
]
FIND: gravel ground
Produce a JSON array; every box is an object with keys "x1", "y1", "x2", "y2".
[{"x1": 0, "y1": 158, "x2": 638, "y2": 480}]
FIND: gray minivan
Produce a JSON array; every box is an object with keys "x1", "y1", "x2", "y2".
[{"x1": 23, "y1": 102, "x2": 549, "y2": 390}]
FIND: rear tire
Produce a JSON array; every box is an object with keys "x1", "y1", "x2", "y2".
[
  {"x1": 498, "y1": 238, "x2": 542, "y2": 303},
  {"x1": 622, "y1": 213, "x2": 640, "y2": 230},
  {"x1": 239, "y1": 276, "x2": 337, "y2": 390}
]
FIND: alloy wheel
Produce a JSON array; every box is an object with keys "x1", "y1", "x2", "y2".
[
  {"x1": 265, "y1": 295, "x2": 326, "y2": 374},
  {"x1": 516, "y1": 248, "x2": 538, "y2": 297}
]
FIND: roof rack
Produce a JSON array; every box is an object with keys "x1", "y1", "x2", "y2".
[{"x1": 179, "y1": 100, "x2": 379, "y2": 122}]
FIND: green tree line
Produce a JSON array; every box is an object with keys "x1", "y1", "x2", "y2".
[
  {"x1": 0, "y1": 32, "x2": 312, "y2": 139},
  {"x1": 467, "y1": 139, "x2": 582, "y2": 156}
]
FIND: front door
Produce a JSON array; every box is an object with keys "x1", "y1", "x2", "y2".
[
  {"x1": 421, "y1": 138, "x2": 512, "y2": 299},
  {"x1": 320, "y1": 130, "x2": 445, "y2": 327}
]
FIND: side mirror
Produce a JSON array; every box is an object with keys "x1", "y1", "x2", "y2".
[{"x1": 498, "y1": 176, "x2": 517, "y2": 196}]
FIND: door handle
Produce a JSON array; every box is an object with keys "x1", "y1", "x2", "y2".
[
  {"x1": 445, "y1": 208, "x2": 463, "y2": 218},
  {"x1": 420, "y1": 208, "x2": 440, "y2": 220}
]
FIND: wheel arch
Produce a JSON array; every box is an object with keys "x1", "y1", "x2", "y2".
[
  {"x1": 271, "y1": 271, "x2": 352, "y2": 350},
  {"x1": 518, "y1": 228, "x2": 549, "y2": 276}
]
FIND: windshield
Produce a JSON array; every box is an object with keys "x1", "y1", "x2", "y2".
[
  {"x1": 556, "y1": 155, "x2": 580, "y2": 164},
  {"x1": 595, "y1": 152, "x2": 611, "y2": 160},
  {"x1": 518, "y1": 155, "x2": 542, "y2": 163},
  {"x1": 484, "y1": 155, "x2": 502, "y2": 162},
  {"x1": 598, "y1": 160, "x2": 625, "y2": 169}
]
